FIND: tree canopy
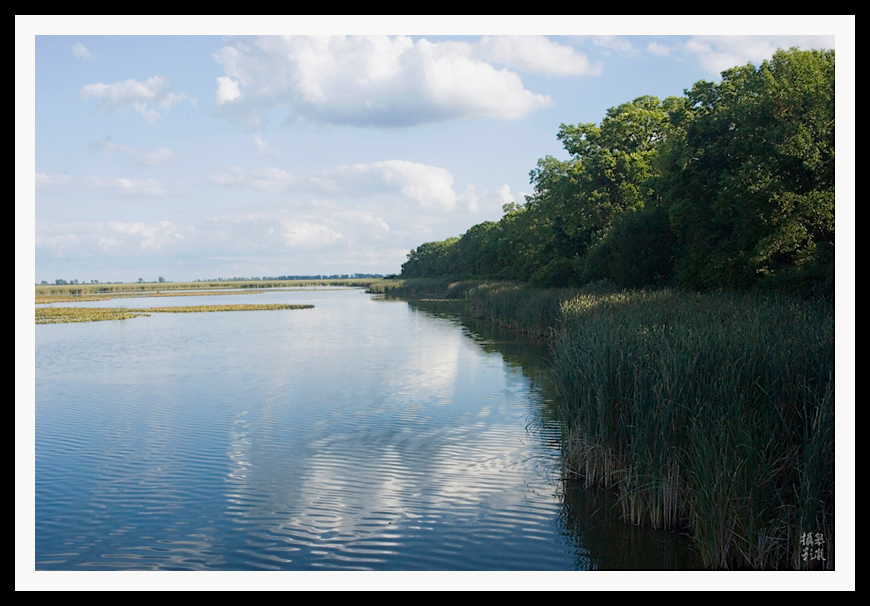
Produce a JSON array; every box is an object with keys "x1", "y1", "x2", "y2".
[{"x1": 401, "y1": 48, "x2": 835, "y2": 297}]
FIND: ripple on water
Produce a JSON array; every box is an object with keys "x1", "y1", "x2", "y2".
[{"x1": 36, "y1": 289, "x2": 699, "y2": 571}]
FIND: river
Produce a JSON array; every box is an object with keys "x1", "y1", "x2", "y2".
[{"x1": 34, "y1": 287, "x2": 699, "y2": 573}]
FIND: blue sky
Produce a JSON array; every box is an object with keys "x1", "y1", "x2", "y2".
[{"x1": 19, "y1": 16, "x2": 852, "y2": 284}]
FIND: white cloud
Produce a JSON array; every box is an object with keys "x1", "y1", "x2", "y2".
[
  {"x1": 592, "y1": 35, "x2": 638, "y2": 56},
  {"x1": 158, "y1": 90, "x2": 189, "y2": 111},
  {"x1": 72, "y1": 42, "x2": 94, "y2": 60},
  {"x1": 646, "y1": 41, "x2": 672, "y2": 57},
  {"x1": 36, "y1": 220, "x2": 182, "y2": 256},
  {"x1": 211, "y1": 160, "x2": 460, "y2": 211},
  {"x1": 278, "y1": 218, "x2": 343, "y2": 248},
  {"x1": 476, "y1": 35, "x2": 602, "y2": 76},
  {"x1": 80, "y1": 76, "x2": 190, "y2": 124},
  {"x1": 81, "y1": 76, "x2": 167, "y2": 108},
  {"x1": 35, "y1": 173, "x2": 72, "y2": 186},
  {"x1": 457, "y1": 183, "x2": 516, "y2": 214},
  {"x1": 210, "y1": 166, "x2": 295, "y2": 193},
  {"x1": 253, "y1": 134, "x2": 280, "y2": 156},
  {"x1": 496, "y1": 184, "x2": 515, "y2": 206},
  {"x1": 317, "y1": 160, "x2": 457, "y2": 210},
  {"x1": 216, "y1": 76, "x2": 242, "y2": 106},
  {"x1": 212, "y1": 35, "x2": 559, "y2": 128},
  {"x1": 683, "y1": 35, "x2": 835, "y2": 75},
  {"x1": 204, "y1": 212, "x2": 343, "y2": 250},
  {"x1": 36, "y1": 172, "x2": 165, "y2": 197}
]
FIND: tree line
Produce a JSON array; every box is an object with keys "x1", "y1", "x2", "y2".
[{"x1": 401, "y1": 48, "x2": 835, "y2": 296}]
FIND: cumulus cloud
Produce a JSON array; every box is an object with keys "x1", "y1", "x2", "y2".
[
  {"x1": 279, "y1": 218, "x2": 343, "y2": 247},
  {"x1": 592, "y1": 35, "x2": 638, "y2": 56},
  {"x1": 36, "y1": 172, "x2": 166, "y2": 197},
  {"x1": 204, "y1": 212, "x2": 343, "y2": 251},
  {"x1": 476, "y1": 35, "x2": 602, "y2": 76},
  {"x1": 80, "y1": 76, "x2": 191, "y2": 124},
  {"x1": 212, "y1": 35, "x2": 571, "y2": 128},
  {"x1": 210, "y1": 166, "x2": 296, "y2": 193},
  {"x1": 216, "y1": 76, "x2": 242, "y2": 106},
  {"x1": 683, "y1": 35, "x2": 835, "y2": 75},
  {"x1": 211, "y1": 160, "x2": 460, "y2": 211},
  {"x1": 315, "y1": 161, "x2": 457, "y2": 210},
  {"x1": 333, "y1": 210, "x2": 391, "y2": 233},
  {"x1": 72, "y1": 42, "x2": 94, "y2": 60},
  {"x1": 458, "y1": 183, "x2": 516, "y2": 214},
  {"x1": 646, "y1": 41, "x2": 673, "y2": 57},
  {"x1": 36, "y1": 220, "x2": 182, "y2": 256}
]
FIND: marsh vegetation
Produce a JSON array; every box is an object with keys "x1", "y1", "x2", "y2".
[
  {"x1": 381, "y1": 278, "x2": 835, "y2": 570},
  {"x1": 35, "y1": 303, "x2": 313, "y2": 324},
  {"x1": 35, "y1": 278, "x2": 384, "y2": 297}
]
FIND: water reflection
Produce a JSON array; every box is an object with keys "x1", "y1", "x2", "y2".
[
  {"x1": 560, "y1": 478, "x2": 702, "y2": 570},
  {"x1": 409, "y1": 298, "x2": 704, "y2": 571},
  {"x1": 35, "y1": 289, "x2": 700, "y2": 570}
]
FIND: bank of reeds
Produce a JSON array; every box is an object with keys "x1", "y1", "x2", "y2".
[
  {"x1": 552, "y1": 289, "x2": 834, "y2": 569},
  {"x1": 35, "y1": 307, "x2": 145, "y2": 323},
  {"x1": 385, "y1": 279, "x2": 834, "y2": 569},
  {"x1": 375, "y1": 278, "x2": 618, "y2": 338},
  {"x1": 462, "y1": 282, "x2": 576, "y2": 339},
  {"x1": 35, "y1": 278, "x2": 380, "y2": 297},
  {"x1": 36, "y1": 303, "x2": 313, "y2": 324},
  {"x1": 365, "y1": 277, "x2": 446, "y2": 297},
  {"x1": 35, "y1": 290, "x2": 274, "y2": 304}
]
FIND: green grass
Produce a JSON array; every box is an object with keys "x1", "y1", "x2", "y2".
[
  {"x1": 551, "y1": 289, "x2": 834, "y2": 569},
  {"x1": 34, "y1": 290, "x2": 275, "y2": 304},
  {"x1": 36, "y1": 303, "x2": 313, "y2": 324},
  {"x1": 35, "y1": 307, "x2": 145, "y2": 323}
]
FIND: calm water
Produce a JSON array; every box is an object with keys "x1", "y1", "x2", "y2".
[{"x1": 34, "y1": 288, "x2": 699, "y2": 571}]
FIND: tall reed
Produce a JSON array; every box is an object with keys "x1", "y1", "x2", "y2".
[{"x1": 552, "y1": 289, "x2": 834, "y2": 569}]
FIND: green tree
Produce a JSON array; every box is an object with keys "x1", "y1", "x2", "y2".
[
  {"x1": 556, "y1": 95, "x2": 678, "y2": 230},
  {"x1": 660, "y1": 48, "x2": 835, "y2": 292},
  {"x1": 522, "y1": 95, "x2": 679, "y2": 287},
  {"x1": 401, "y1": 237, "x2": 459, "y2": 278}
]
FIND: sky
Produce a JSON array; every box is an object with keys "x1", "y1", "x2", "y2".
[{"x1": 19, "y1": 16, "x2": 852, "y2": 284}]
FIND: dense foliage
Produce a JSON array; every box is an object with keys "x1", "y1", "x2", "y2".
[{"x1": 401, "y1": 48, "x2": 835, "y2": 296}]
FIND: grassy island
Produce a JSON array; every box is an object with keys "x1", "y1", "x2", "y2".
[{"x1": 35, "y1": 303, "x2": 314, "y2": 324}]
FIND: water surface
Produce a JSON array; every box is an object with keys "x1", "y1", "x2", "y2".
[{"x1": 35, "y1": 288, "x2": 699, "y2": 571}]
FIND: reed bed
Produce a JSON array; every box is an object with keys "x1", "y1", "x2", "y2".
[
  {"x1": 379, "y1": 278, "x2": 620, "y2": 338},
  {"x1": 463, "y1": 282, "x2": 571, "y2": 339},
  {"x1": 35, "y1": 278, "x2": 378, "y2": 297},
  {"x1": 366, "y1": 278, "x2": 443, "y2": 297},
  {"x1": 551, "y1": 289, "x2": 834, "y2": 569},
  {"x1": 35, "y1": 290, "x2": 270, "y2": 304},
  {"x1": 389, "y1": 280, "x2": 835, "y2": 569},
  {"x1": 36, "y1": 303, "x2": 313, "y2": 324},
  {"x1": 36, "y1": 307, "x2": 146, "y2": 324}
]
